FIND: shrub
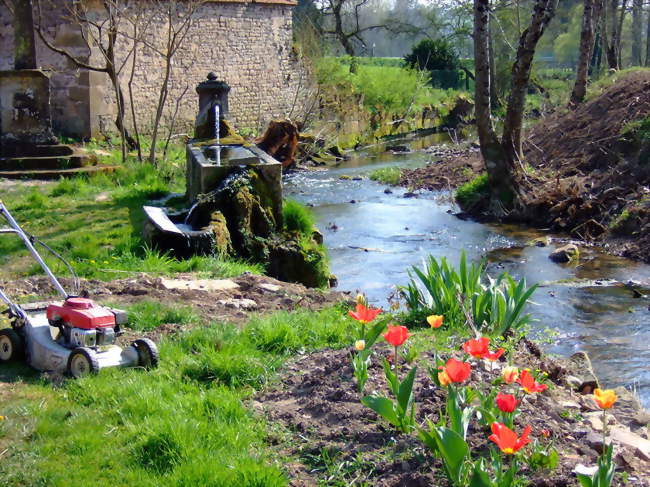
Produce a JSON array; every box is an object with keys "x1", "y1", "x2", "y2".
[{"x1": 404, "y1": 39, "x2": 460, "y2": 72}]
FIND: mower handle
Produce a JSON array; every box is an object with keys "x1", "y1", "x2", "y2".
[{"x1": 0, "y1": 201, "x2": 68, "y2": 299}]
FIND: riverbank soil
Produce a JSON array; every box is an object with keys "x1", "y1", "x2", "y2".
[
  {"x1": 257, "y1": 341, "x2": 650, "y2": 486},
  {"x1": 398, "y1": 71, "x2": 650, "y2": 263}
]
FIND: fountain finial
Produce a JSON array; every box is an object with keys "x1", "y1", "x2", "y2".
[{"x1": 207, "y1": 72, "x2": 218, "y2": 81}]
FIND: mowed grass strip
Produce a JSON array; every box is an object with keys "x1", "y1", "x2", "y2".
[{"x1": 0, "y1": 305, "x2": 352, "y2": 487}]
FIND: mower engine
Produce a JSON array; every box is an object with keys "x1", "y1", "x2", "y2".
[{"x1": 47, "y1": 297, "x2": 127, "y2": 349}]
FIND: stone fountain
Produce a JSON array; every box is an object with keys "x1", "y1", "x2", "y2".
[{"x1": 143, "y1": 74, "x2": 329, "y2": 287}]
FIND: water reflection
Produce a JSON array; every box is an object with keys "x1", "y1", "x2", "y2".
[{"x1": 285, "y1": 140, "x2": 650, "y2": 407}]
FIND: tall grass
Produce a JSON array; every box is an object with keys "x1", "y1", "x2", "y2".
[
  {"x1": 283, "y1": 199, "x2": 316, "y2": 235},
  {"x1": 0, "y1": 306, "x2": 351, "y2": 487}
]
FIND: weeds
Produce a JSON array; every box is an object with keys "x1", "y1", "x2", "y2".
[
  {"x1": 369, "y1": 167, "x2": 402, "y2": 185},
  {"x1": 455, "y1": 173, "x2": 489, "y2": 208},
  {"x1": 283, "y1": 199, "x2": 316, "y2": 235}
]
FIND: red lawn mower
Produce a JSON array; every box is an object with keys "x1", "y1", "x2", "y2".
[{"x1": 0, "y1": 200, "x2": 158, "y2": 377}]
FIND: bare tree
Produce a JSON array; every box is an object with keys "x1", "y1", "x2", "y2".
[
  {"x1": 138, "y1": 0, "x2": 204, "y2": 166},
  {"x1": 473, "y1": 0, "x2": 558, "y2": 209},
  {"x1": 34, "y1": 0, "x2": 138, "y2": 162},
  {"x1": 570, "y1": 0, "x2": 604, "y2": 106},
  {"x1": 646, "y1": 2, "x2": 650, "y2": 66},
  {"x1": 318, "y1": 0, "x2": 386, "y2": 56}
]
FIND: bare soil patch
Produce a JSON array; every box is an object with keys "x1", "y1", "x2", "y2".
[
  {"x1": 257, "y1": 340, "x2": 650, "y2": 486},
  {"x1": 0, "y1": 273, "x2": 350, "y2": 342}
]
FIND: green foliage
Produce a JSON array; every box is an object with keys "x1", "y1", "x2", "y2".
[
  {"x1": 361, "y1": 362, "x2": 417, "y2": 433},
  {"x1": 456, "y1": 173, "x2": 490, "y2": 208},
  {"x1": 369, "y1": 167, "x2": 402, "y2": 185},
  {"x1": 283, "y1": 198, "x2": 315, "y2": 235},
  {"x1": 398, "y1": 252, "x2": 537, "y2": 336},
  {"x1": 124, "y1": 300, "x2": 199, "y2": 331},
  {"x1": 577, "y1": 444, "x2": 615, "y2": 487},
  {"x1": 404, "y1": 39, "x2": 460, "y2": 71}
]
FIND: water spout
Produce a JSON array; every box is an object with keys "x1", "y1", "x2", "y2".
[
  {"x1": 184, "y1": 202, "x2": 199, "y2": 226},
  {"x1": 214, "y1": 104, "x2": 221, "y2": 167}
]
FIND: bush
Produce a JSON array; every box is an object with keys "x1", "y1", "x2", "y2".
[{"x1": 404, "y1": 39, "x2": 460, "y2": 71}]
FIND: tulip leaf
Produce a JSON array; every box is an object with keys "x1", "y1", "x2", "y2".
[
  {"x1": 469, "y1": 461, "x2": 493, "y2": 487},
  {"x1": 397, "y1": 366, "x2": 417, "y2": 413},
  {"x1": 434, "y1": 426, "x2": 469, "y2": 486},
  {"x1": 365, "y1": 320, "x2": 387, "y2": 350},
  {"x1": 361, "y1": 396, "x2": 400, "y2": 428}
]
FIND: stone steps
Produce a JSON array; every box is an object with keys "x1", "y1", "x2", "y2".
[
  {"x1": 0, "y1": 144, "x2": 76, "y2": 158},
  {"x1": 0, "y1": 165, "x2": 119, "y2": 180}
]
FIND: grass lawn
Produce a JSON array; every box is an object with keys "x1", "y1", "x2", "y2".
[{"x1": 0, "y1": 144, "x2": 262, "y2": 282}]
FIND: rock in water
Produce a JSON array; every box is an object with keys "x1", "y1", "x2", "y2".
[{"x1": 549, "y1": 244, "x2": 580, "y2": 263}]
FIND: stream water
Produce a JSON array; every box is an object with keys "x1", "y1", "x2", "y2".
[{"x1": 284, "y1": 132, "x2": 650, "y2": 408}]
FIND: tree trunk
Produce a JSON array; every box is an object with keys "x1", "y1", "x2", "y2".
[
  {"x1": 571, "y1": 0, "x2": 603, "y2": 105},
  {"x1": 606, "y1": 0, "x2": 619, "y2": 68},
  {"x1": 502, "y1": 0, "x2": 559, "y2": 162},
  {"x1": 645, "y1": 3, "x2": 650, "y2": 66},
  {"x1": 488, "y1": 22, "x2": 501, "y2": 110},
  {"x1": 631, "y1": 0, "x2": 643, "y2": 64},
  {"x1": 332, "y1": 1, "x2": 355, "y2": 56},
  {"x1": 473, "y1": 0, "x2": 510, "y2": 199},
  {"x1": 616, "y1": 0, "x2": 627, "y2": 67}
]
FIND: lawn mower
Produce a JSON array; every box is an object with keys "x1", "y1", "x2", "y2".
[{"x1": 0, "y1": 199, "x2": 158, "y2": 378}]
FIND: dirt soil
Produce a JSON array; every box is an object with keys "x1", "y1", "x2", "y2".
[
  {"x1": 399, "y1": 147, "x2": 484, "y2": 192},
  {"x1": 256, "y1": 340, "x2": 650, "y2": 486},
  {"x1": 396, "y1": 71, "x2": 650, "y2": 263},
  {"x1": 0, "y1": 273, "x2": 350, "y2": 342}
]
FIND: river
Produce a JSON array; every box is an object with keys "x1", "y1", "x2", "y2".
[{"x1": 284, "y1": 133, "x2": 650, "y2": 408}]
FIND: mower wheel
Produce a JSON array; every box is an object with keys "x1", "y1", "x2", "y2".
[
  {"x1": 0, "y1": 328, "x2": 24, "y2": 362},
  {"x1": 133, "y1": 338, "x2": 159, "y2": 369},
  {"x1": 67, "y1": 347, "x2": 99, "y2": 378}
]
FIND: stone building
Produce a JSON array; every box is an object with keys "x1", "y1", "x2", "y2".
[{"x1": 0, "y1": 0, "x2": 309, "y2": 140}]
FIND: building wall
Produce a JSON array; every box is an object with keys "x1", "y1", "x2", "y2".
[{"x1": 0, "y1": 0, "x2": 311, "y2": 139}]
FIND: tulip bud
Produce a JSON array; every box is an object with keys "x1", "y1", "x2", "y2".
[
  {"x1": 355, "y1": 294, "x2": 366, "y2": 306},
  {"x1": 502, "y1": 365, "x2": 519, "y2": 384},
  {"x1": 354, "y1": 339, "x2": 366, "y2": 351},
  {"x1": 438, "y1": 370, "x2": 452, "y2": 387}
]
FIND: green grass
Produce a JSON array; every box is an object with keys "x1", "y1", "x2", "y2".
[
  {"x1": 0, "y1": 305, "x2": 353, "y2": 487},
  {"x1": 455, "y1": 173, "x2": 489, "y2": 208},
  {"x1": 586, "y1": 67, "x2": 650, "y2": 100},
  {"x1": 369, "y1": 167, "x2": 402, "y2": 185},
  {"x1": 0, "y1": 145, "x2": 262, "y2": 282},
  {"x1": 123, "y1": 300, "x2": 200, "y2": 331},
  {"x1": 282, "y1": 199, "x2": 316, "y2": 235}
]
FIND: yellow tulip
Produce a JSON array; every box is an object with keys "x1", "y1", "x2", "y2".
[{"x1": 594, "y1": 388, "x2": 617, "y2": 409}]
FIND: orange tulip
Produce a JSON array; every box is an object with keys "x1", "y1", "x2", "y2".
[
  {"x1": 502, "y1": 365, "x2": 519, "y2": 384},
  {"x1": 462, "y1": 337, "x2": 504, "y2": 361},
  {"x1": 438, "y1": 369, "x2": 452, "y2": 386},
  {"x1": 439, "y1": 358, "x2": 472, "y2": 384},
  {"x1": 383, "y1": 325, "x2": 410, "y2": 347},
  {"x1": 516, "y1": 369, "x2": 548, "y2": 394},
  {"x1": 427, "y1": 315, "x2": 444, "y2": 328},
  {"x1": 348, "y1": 303, "x2": 382, "y2": 324},
  {"x1": 489, "y1": 423, "x2": 532, "y2": 454},
  {"x1": 593, "y1": 388, "x2": 617, "y2": 409}
]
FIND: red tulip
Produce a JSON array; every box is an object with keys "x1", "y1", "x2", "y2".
[
  {"x1": 496, "y1": 393, "x2": 519, "y2": 413},
  {"x1": 439, "y1": 358, "x2": 472, "y2": 384},
  {"x1": 517, "y1": 370, "x2": 548, "y2": 394},
  {"x1": 383, "y1": 325, "x2": 410, "y2": 347},
  {"x1": 489, "y1": 423, "x2": 532, "y2": 454},
  {"x1": 348, "y1": 303, "x2": 382, "y2": 324},
  {"x1": 462, "y1": 337, "x2": 504, "y2": 361}
]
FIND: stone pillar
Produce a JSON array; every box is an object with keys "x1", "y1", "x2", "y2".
[
  {"x1": 13, "y1": 0, "x2": 37, "y2": 70},
  {"x1": 194, "y1": 72, "x2": 230, "y2": 139}
]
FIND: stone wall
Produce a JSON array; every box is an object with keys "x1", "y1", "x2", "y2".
[{"x1": 0, "y1": 0, "x2": 311, "y2": 139}]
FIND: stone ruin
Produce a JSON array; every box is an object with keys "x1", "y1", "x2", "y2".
[
  {"x1": 143, "y1": 74, "x2": 330, "y2": 288},
  {"x1": 0, "y1": 1, "x2": 105, "y2": 179}
]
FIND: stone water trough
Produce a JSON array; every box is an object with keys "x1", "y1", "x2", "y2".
[{"x1": 143, "y1": 74, "x2": 329, "y2": 287}]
